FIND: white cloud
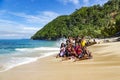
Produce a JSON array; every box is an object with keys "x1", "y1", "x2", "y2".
[
  {"x1": 0, "y1": 30, "x2": 28, "y2": 39},
  {"x1": 9, "y1": 11, "x2": 60, "y2": 25},
  {"x1": 0, "y1": 34, "x2": 19, "y2": 37},
  {"x1": 58, "y1": 0, "x2": 108, "y2": 7},
  {"x1": 23, "y1": 27, "x2": 40, "y2": 31},
  {"x1": 43, "y1": 11, "x2": 59, "y2": 18},
  {"x1": 59, "y1": 0, "x2": 79, "y2": 5},
  {"x1": 0, "y1": 10, "x2": 60, "y2": 39},
  {"x1": 0, "y1": 18, "x2": 40, "y2": 39}
]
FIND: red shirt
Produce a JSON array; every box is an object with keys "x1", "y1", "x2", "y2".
[
  {"x1": 77, "y1": 47, "x2": 82, "y2": 55},
  {"x1": 75, "y1": 46, "x2": 82, "y2": 55}
]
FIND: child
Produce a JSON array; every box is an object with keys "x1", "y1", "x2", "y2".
[
  {"x1": 70, "y1": 46, "x2": 77, "y2": 57},
  {"x1": 65, "y1": 43, "x2": 72, "y2": 57},
  {"x1": 77, "y1": 46, "x2": 83, "y2": 59},
  {"x1": 83, "y1": 46, "x2": 92, "y2": 59},
  {"x1": 75, "y1": 43, "x2": 83, "y2": 59},
  {"x1": 56, "y1": 43, "x2": 66, "y2": 58}
]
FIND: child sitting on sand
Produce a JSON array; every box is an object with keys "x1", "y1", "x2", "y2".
[
  {"x1": 56, "y1": 43, "x2": 66, "y2": 58},
  {"x1": 64, "y1": 43, "x2": 72, "y2": 57},
  {"x1": 74, "y1": 43, "x2": 83, "y2": 59},
  {"x1": 70, "y1": 46, "x2": 78, "y2": 57},
  {"x1": 82, "y1": 46, "x2": 92, "y2": 59},
  {"x1": 80, "y1": 36, "x2": 92, "y2": 59}
]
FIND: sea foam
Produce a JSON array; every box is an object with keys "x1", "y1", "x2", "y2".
[{"x1": 0, "y1": 47, "x2": 59, "y2": 72}]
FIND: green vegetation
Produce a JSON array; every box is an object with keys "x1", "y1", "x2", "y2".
[{"x1": 31, "y1": 0, "x2": 120, "y2": 40}]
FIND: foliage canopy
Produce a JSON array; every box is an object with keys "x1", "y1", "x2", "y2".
[{"x1": 31, "y1": 0, "x2": 120, "y2": 40}]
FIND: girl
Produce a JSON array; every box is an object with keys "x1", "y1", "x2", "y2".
[
  {"x1": 75, "y1": 43, "x2": 83, "y2": 59},
  {"x1": 56, "y1": 43, "x2": 66, "y2": 58}
]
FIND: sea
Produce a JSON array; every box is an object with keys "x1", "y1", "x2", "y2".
[{"x1": 0, "y1": 39, "x2": 66, "y2": 72}]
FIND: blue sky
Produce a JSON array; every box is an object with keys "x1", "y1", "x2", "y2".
[{"x1": 0, "y1": 0, "x2": 108, "y2": 39}]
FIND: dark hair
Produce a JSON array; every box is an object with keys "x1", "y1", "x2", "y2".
[
  {"x1": 60, "y1": 43, "x2": 65, "y2": 48},
  {"x1": 81, "y1": 36, "x2": 85, "y2": 39}
]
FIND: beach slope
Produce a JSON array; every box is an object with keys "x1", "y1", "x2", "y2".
[{"x1": 0, "y1": 42, "x2": 120, "y2": 80}]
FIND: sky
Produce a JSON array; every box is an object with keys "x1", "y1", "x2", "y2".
[{"x1": 0, "y1": 0, "x2": 108, "y2": 39}]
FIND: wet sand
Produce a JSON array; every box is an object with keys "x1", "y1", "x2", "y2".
[{"x1": 0, "y1": 42, "x2": 120, "y2": 80}]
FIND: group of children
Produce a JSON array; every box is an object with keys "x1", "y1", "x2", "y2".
[{"x1": 56, "y1": 36, "x2": 92, "y2": 61}]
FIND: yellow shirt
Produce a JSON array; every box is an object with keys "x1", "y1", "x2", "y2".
[{"x1": 81, "y1": 40, "x2": 86, "y2": 47}]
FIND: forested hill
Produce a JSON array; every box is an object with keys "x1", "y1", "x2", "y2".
[{"x1": 31, "y1": 0, "x2": 120, "y2": 40}]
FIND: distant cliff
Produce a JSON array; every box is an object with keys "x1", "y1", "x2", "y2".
[{"x1": 31, "y1": 0, "x2": 120, "y2": 40}]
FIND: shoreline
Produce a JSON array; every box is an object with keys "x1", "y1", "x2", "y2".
[
  {"x1": 0, "y1": 51, "x2": 58, "y2": 73},
  {"x1": 0, "y1": 42, "x2": 120, "y2": 80}
]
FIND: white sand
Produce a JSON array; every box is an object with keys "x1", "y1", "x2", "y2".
[{"x1": 0, "y1": 42, "x2": 120, "y2": 80}]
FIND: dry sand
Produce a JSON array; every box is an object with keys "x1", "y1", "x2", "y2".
[{"x1": 0, "y1": 42, "x2": 120, "y2": 80}]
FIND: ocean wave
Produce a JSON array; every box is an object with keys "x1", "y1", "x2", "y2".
[
  {"x1": 0, "y1": 39, "x2": 60, "y2": 72},
  {"x1": 55, "y1": 38, "x2": 66, "y2": 47},
  {"x1": 0, "y1": 57, "x2": 38, "y2": 72},
  {"x1": 15, "y1": 47, "x2": 59, "y2": 52},
  {"x1": 0, "y1": 48, "x2": 59, "y2": 72}
]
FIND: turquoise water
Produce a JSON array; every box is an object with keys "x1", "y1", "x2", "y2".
[
  {"x1": 0, "y1": 39, "x2": 56, "y2": 54},
  {"x1": 0, "y1": 39, "x2": 60, "y2": 72}
]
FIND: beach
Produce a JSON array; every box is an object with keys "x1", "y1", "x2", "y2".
[{"x1": 0, "y1": 41, "x2": 120, "y2": 80}]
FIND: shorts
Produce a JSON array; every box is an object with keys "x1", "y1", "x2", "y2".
[{"x1": 78, "y1": 53, "x2": 83, "y2": 58}]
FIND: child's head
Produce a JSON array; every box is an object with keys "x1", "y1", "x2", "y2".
[
  {"x1": 66, "y1": 40, "x2": 70, "y2": 44},
  {"x1": 81, "y1": 36, "x2": 85, "y2": 40},
  {"x1": 75, "y1": 43, "x2": 79, "y2": 46},
  {"x1": 60, "y1": 43, "x2": 65, "y2": 48}
]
